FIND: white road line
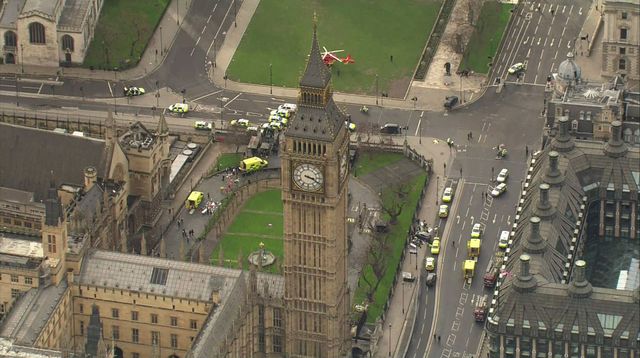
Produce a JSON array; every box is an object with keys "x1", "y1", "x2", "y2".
[
  {"x1": 549, "y1": 62, "x2": 555, "y2": 73},
  {"x1": 534, "y1": 74, "x2": 538, "y2": 84},
  {"x1": 207, "y1": 14, "x2": 212, "y2": 23},
  {"x1": 201, "y1": 26, "x2": 206, "y2": 35},
  {"x1": 558, "y1": 39, "x2": 563, "y2": 48},
  {"x1": 523, "y1": 36, "x2": 529, "y2": 45},
  {"x1": 224, "y1": 93, "x2": 242, "y2": 107},
  {"x1": 547, "y1": 26, "x2": 552, "y2": 36},
  {"x1": 578, "y1": 7, "x2": 583, "y2": 15},
  {"x1": 195, "y1": 36, "x2": 201, "y2": 46},
  {"x1": 107, "y1": 81, "x2": 114, "y2": 97},
  {"x1": 192, "y1": 89, "x2": 223, "y2": 101},
  {"x1": 541, "y1": 4, "x2": 546, "y2": 12},
  {"x1": 537, "y1": 60, "x2": 542, "y2": 71},
  {"x1": 38, "y1": 83, "x2": 44, "y2": 94},
  {"x1": 562, "y1": 5, "x2": 566, "y2": 13},
  {"x1": 550, "y1": 38, "x2": 555, "y2": 47},
  {"x1": 562, "y1": 27, "x2": 566, "y2": 37},
  {"x1": 537, "y1": 37, "x2": 541, "y2": 45},
  {"x1": 539, "y1": 49, "x2": 544, "y2": 60},
  {"x1": 526, "y1": 48, "x2": 531, "y2": 58},
  {"x1": 534, "y1": 25, "x2": 538, "y2": 34},
  {"x1": 569, "y1": 5, "x2": 574, "y2": 14},
  {"x1": 565, "y1": 16, "x2": 570, "y2": 25},
  {"x1": 415, "y1": 119, "x2": 421, "y2": 136},
  {"x1": 190, "y1": 47, "x2": 196, "y2": 56}
]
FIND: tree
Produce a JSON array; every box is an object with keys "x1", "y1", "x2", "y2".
[
  {"x1": 360, "y1": 223, "x2": 392, "y2": 302},
  {"x1": 128, "y1": 15, "x2": 150, "y2": 58},
  {"x1": 380, "y1": 183, "x2": 410, "y2": 225}
]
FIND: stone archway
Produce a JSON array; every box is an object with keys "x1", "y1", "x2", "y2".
[{"x1": 113, "y1": 346, "x2": 123, "y2": 358}]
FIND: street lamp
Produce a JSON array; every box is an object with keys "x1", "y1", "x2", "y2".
[
  {"x1": 176, "y1": 0, "x2": 180, "y2": 26},
  {"x1": 436, "y1": 176, "x2": 439, "y2": 205},
  {"x1": 269, "y1": 64, "x2": 273, "y2": 94},
  {"x1": 160, "y1": 26, "x2": 163, "y2": 55},
  {"x1": 220, "y1": 97, "x2": 228, "y2": 122},
  {"x1": 388, "y1": 323, "x2": 392, "y2": 357},
  {"x1": 15, "y1": 74, "x2": 19, "y2": 107},
  {"x1": 155, "y1": 81, "x2": 160, "y2": 107},
  {"x1": 402, "y1": 281, "x2": 405, "y2": 314},
  {"x1": 233, "y1": 0, "x2": 237, "y2": 27},
  {"x1": 181, "y1": 88, "x2": 186, "y2": 103},
  {"x1": 20, "y1": 44, "x2": 24, "y2": 73},
  {"x1": 375, "y1": 74, "x2": 379, "y2": 105}
]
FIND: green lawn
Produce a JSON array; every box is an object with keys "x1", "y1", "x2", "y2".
[
  {"x1": 227, "y1": 0, "x2": 442, "y2": 95},
  {"x1": 353, "y1": 173, "x2": 428, "y2": 323},
  {"x1": 214, "y1": 153, "x2": 244, "y2": 173},
  {"x1": 211, "y1": 190, "x2": 284, "y2": 273},
  {"x1": 355, "y1": 152, "x2": 406, "y2": 177},
  {"x1": 459, "y1": 2, "x2": 513, "y2": 74},
  {"x1": 83, "y1": 0, "x2": 170, "y2": 70}
]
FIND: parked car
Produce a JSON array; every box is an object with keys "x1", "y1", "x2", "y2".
[
  {"x1": 425, "y1": 257, "x2": 436, "y2": 271},
  {"x1": 231, "y1": 118, "x2": 251, "y2": 128},
  {"x1": 491, "y1": 183, "x2": 507, "y2": 197},
  {"x1": 496, "y1": 168, "x2": 509, "y2": 183},
  {"x1": 438, "y1": 204, "x2": 449, "y2": 218},
  {"x1": 508, "y1": 62, "x2": 526, "y2": 74},
  {"x1": 431, "y1": 238, "x2": 440, "y2": 255},
  {"x1": 471, "y1": 223, "x2": 483, "y2": 238},
  {"x1": 123, "y1": 86, "x2": 145, "y2": 96},
  {"x1": 442, "y1": 187, "x2": 453, "y2": 203},
  {"x1": 425, "y1": 272, "x2": 437, "y2": 286},
  {"x1": 444, "y1": 96, "x2": 459, "y2": 110},
  {"x1": 498, "y1": 230, "x2": 510, "y2": 249},
  {"x1": 168, "y1": 103, "x2": 189, "y2": 114},
  {"x1": 194, "y1": 121, "x2": 212, "y2": 130},
  {"x1": 380, "y1": 123, "x2": 401, "y2": 135}
]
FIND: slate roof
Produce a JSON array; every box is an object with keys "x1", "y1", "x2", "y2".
[
  {"x1": 489, "y1": 121, "x2": 640, "y2": 344},
  {"x1": 286, "y1": 97, "x2": 346, "y2": 141},
  {"x1": 19, "y1": 0, "x2": 60, "y2": 20},
  {"x1": 0, "y1": 123, "x2": 109, "y2": 201},
  {"x1": 299, "y1": 25, "x2": 331, "y2": 89},
  {"x1": 77, "y1": 250, "x2": 242, "y2": 301},
  {"x1": 58, "y1": 0, "x2": 91, "y2": 31}
]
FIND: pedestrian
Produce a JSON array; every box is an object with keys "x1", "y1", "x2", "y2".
[
  {"x1": 207, "y1": 192, "x2": 210, "y2": 200},
  {"x1": 452, "y1": 240, "x2": 455, "y2": 248},
  {"x1": 470, "y1": 131, "x2": 473, "y2": 139},
  {"x1": 550, "y1": 8, "x2": 554, "y2": 15},
  {"x1": 177, "y1": 218, "x2": 181, "y2": 228},
  {"x1": 438, "y1": 335, "x2": 441, "y2": 343},
  {"x1": 433, "y1": 334, "x2": 436, "y2": 339}
]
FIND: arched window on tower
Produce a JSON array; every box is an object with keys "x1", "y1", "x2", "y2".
[
  {"x1": 28, "y1": 22, "x2": 45, "y2": 44},
  {"x1": 62, "y1": 35, "x2": 74, "y2": 52},
  {"x1": 618, "y1": 58, "x2": 626, "y2": 70},
  {"x1": 4, "y1": 31, "x2": 17, "y2": 47}
]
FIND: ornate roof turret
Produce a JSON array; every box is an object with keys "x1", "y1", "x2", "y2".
[
  {"x1": 557, "y1": 52, "x2": 581, "y2": 85},
  {"x1": 44, "y1": 173, "x2": 63, "y2": 226},
  {"x1": 157, "y1": 112, "x2": 169, "y2": 137},
  {"x1": 604, "y1": 121, "x2": 628, "y2": 158}
]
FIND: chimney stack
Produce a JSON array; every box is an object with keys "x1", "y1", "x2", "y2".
[
  {"x1": 524, "y1": 216, "x2": 546, "y2": 254},
  {"x1": 604, "y1": 121, "x2": 628, "y2": 158},
  {"x1": 552, "y1": 116, "x2": 576, "y2": 152},
  {"x1": 514, "y1": 254, "x2": 537, "y2": 293},
  {"x1": 535, "y1": 183, "x2": 556, "y2": 218},
  {"x1": 568, "y1": 260, "x2": 593, "y2": 298},
  {"x1": 84, "y1": 167, "x2": 97, "y2": 192},
  {"x1": 545, "y1": 151, "x2": 564, "y2": 185}
]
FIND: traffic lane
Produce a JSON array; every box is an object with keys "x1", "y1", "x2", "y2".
[
  {"x1": 405, "y1": 274, "x2": 437, "y2": 358},
  {"x1": 426, "y1": 180, "x2": 488, "y2": 357}
]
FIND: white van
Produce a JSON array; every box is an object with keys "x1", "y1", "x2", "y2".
[{"x1": 498, "y1": 230, "x2": 510, "y2": 249}]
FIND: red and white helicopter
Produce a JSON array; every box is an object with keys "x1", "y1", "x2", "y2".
[{"x1": 321, "y1": 47, "x2": 355, "y2": 66}]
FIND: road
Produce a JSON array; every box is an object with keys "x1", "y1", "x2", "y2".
[{"x1": 493, "y1": 0, "x2": 590, "y2": 86}]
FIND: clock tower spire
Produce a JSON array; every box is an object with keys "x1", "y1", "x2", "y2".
[{"x1": 281, "y1": 18, "x2": 351, "y2": 357}]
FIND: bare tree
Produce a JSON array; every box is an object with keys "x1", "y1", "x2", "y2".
[
  {"x1": 359, "y1": 224, "x2": 392, "y2": 302},
  {"x1": 380, "y1": 183, "x2": 410, "y2": 224}
]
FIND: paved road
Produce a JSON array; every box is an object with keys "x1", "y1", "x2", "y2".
[{"x1": 493, "y1": 0, "x2": 590, "y2": 86}]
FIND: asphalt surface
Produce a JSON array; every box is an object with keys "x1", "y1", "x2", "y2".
[
  {"x1": 493, "y1": 0, "x2": 591, "y2": 86},
  {"x1": 0, "y1": 0, "x2": 591, "y2": 356}
]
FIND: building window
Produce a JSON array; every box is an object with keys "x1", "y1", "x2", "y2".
[
  {"x1": 112, "y1": 325, "x2": 119, "y2": 340},
  {"x1": 47, "y1": 234, "x2": 56, "y2": 254},
  {"x1": 619, "y1": 58, "x2": 626, "y2": 70},
  {"x1": 61, "y1": 35, "x2": 74, "y2": 52},
  {"x1": 151, "y1": 313, "x2": 158, "y2": 323},
  {"x1": 4, "y1": 31, "x2": 16, "y2": 47},
  {"x1": 11, "y1": 275, "x2": 18, "y2": 283},
  {"x1": 258, "y1": 333, "x2": 265, "y2": 352},
  {"x1": 170, "y1": 334, "x2": 178, "y2": 348},
  {"x1": 28, "y1": 22, "x2": 46, "y2": 44},
  {"x1": 190, "y1": 319, "x2": 197, "y2": 330},
  {"x1": 273, "y1": 335, "x2": 283, "y2": 353},
  {"x1": 24, "y1": 277, "x2": 32, "y2": 285},
  {"x1": 170, "y1": 316, "x2": 178, "y2": 326},
  {"x1": 620, "y1": 47, "x2": 626, "y2": 55},
  {"x1": 131, "y1": 328, "x2": 139, "y2": 343},
  {"x1": 273, "y1": 308, "x2": 283, "y2": 328},
  {"x1": 131, "y1": 311, "x2": 138, "y2": 321},
  {"x1": 79, "y1": 321, "x2": 84, "y2": 336},
  {"x1": 151, "y1": 331, "x2": 159, "y2": 345},
  {"x1": 79, "y1": 304, "x2": 84, "y2": 314},
  {"x1": 111, "y1": 308, "x2": 119, "y2": 318},
  {"x1": 621, "y1": 11, "x2": 628, "y2": 19},
  {"x1": 132, "y1": 354, "x2": 139, "y2": 358},
  {"x1": 620, "y1": 28, "x2": 628, "y2": 40}
]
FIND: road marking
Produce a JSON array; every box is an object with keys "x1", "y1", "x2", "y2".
[
  {"x1": 562, "y1": 5, "x2": 566, "y2": 13},
  {"x1": 415, "y1": 118, "x2": 421, "y2": 136},
  {"x1": 207, "y1": 14, "x2": 212, "y2": 23},
  {"x1": 195, "y1": 36, "x2": 201, "y2": 46},
  {"x1": 493, "y1": 213, "x2": 497, "y2": 224},
  {"x1": 539, "y1": 49, "x2": 544, "y2": 60},
  {"x1": 537, "y1": 37, "x2": 541, "y2": 45},
  {"x1": 534, "y1": 25, "x2": 538, "y2": 34},
  {"x1": 578, "y1": 7, "x2": 583, "y2": 15},
  {"x1": 191, "y1": 89, "x2": 223, "y2": 102},
  {"x1": 549, "y1": 62, "x2": 555, "y2": 73},
  {"x1": 523, "y1": 36, "x2": 529, "y2": 45},
  {"x1": 562, "y1": 27, "x2": 567, "y2": 37},
  {"x1": 569, "y1": 5, "x2": 574, "y2": 14},
  {"x1": 224, "y1": 93, "x2": 242, "y2": 107},
  {"x1": 547, "y1": 26, "x2": 552, "y2": 36},
  {"x1": 107, "y1": 81, "x2": 114, "y2": 97},
  {"x1": 526, "y1": 48, "x2": 531, "y2": 58},
  {"x1": 558, "y1": 39, "x2": 563, "y2": 48},
  {"x1": 465, "y1": 207, "x2": 470, "y2": 217},
  {"x1": 201, "y1": 26, "x2": 206, "y2": 34},
  {"x1": 549, "y1": 38, "x2": 555, "y2": 47},
  {"x1": 38, "y1": 83, "x2": 43, "y2": 94}
]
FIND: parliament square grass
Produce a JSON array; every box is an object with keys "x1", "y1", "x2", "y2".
[
  {"x1": 211, "y1": 189, "x2": 284, "y2": 273},
  {"x1": 227, "y1": 0, "x2": 442, "y2": 95}
]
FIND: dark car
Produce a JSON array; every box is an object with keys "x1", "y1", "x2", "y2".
[
  {"x1": 380, "y1": 123, "x2": 401, "y2": 135},
  {"x1": 444, "y1": 96, "x2": 458, "y2": 110},
  {"x1": 426, "y1": 273, "x2": 437, "y2": 287}
]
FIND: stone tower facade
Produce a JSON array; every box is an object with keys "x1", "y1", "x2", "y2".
[{"x1": 281, "y1": 22, "x2": 351, "y2": 357}]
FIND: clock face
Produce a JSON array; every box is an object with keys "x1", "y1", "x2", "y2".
[
  {"x1": 293, "y1": 163, "x2": 324, "y2": 191},
  {"x1": 340, "y1": 151, "x2": 348, "y2": 180}
]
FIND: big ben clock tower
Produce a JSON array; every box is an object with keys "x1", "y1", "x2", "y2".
[{"x1": 281, "y1": 20, "x2": 351, "y2": 358}]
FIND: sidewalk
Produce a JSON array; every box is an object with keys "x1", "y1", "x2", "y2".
[
  {"x1": 0, "y1": 0, "x2": 192, "y2": 81},
  {"x1": 373, "y1": 136, "x2": 452, "y2": 358}
]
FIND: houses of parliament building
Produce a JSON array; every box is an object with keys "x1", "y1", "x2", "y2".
[{"x1": 0, "y1": 25, "x2": 352, "y2": 358}]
